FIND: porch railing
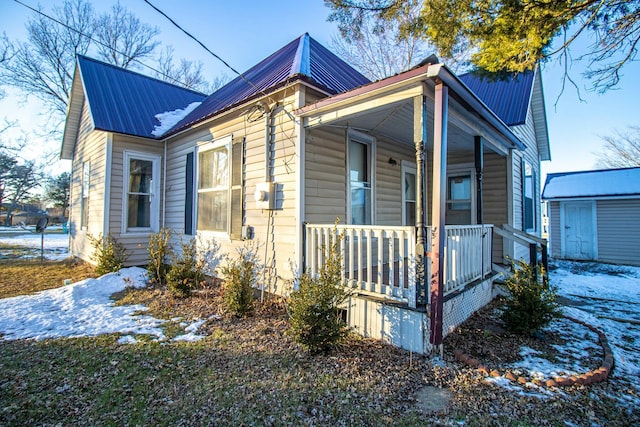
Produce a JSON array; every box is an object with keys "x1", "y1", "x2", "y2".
[
  {"x1": 304, "y1": 224, "x2": 419, "y2": 308},
  {"x1": 443, "y1": 225, "x2": 493, "y2": 295},
  {"x1": 304, "y1": 223, "x2": 494, "y2": 308}
]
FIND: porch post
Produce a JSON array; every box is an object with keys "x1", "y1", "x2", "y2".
[
  {"x1": 475, "y1": 136, "x2": 484, "y2": 225},
  {"x1": 430, "y1": 82, "x2": 448, "y2": 350},
  {"x1": 413, "y1": 93, "x2": 428, "y2": 305}
]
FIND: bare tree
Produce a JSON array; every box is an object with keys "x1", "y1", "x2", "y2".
[
  {"x1": 0, "y1": 0, "x2": 161, "y2": 122},
  {"x1": 155, "y1": 46, "x2": 210, "y2": 93},
  {"x1": 0, "y1": 0, "x2": 93, "y2": 118},
  {"x1": 330, "y1": 2, "x2": 469, "y2": 80},
  {"x1": 595, "y1": 125, "x2": 640, "y2": 169},
  {"x1": 94, "y1": 2, "x2": 159, "y2": 69}
]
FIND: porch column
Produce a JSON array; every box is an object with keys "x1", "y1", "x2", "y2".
[
  {"x1": 430, "y1": 82, "x2": 448, "y2": 349},
  {"x1": 475, "y1": 136, "x2": 484, "y2": 225},
  {"x1": 413, "y1": 93, "x2": 428, "y2": 306}
]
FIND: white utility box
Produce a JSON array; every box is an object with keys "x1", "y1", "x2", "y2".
[{"x1": 254, "y1": 181, "x2": 276, "y2": 210}]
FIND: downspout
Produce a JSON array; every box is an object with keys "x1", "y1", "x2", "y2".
[
  {"x1": 103, "y1": 133, "x2": 113, "y2": 236},
  {"x1": 162, "y1": 138, "x2": 167, "y2": 229},
  {"x1": 264, "y1": 104, "x2": 272, "y2": 182}
]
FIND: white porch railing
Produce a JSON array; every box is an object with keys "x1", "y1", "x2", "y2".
[
  {"x1": 304, "y1": 223, "x2": 493, "y2": 308},
  {"x1": 305, "y1": 224, "x2": 419, "y2": 308},
  {"x1": 444, "y1": 225, "x2": 493, "y2": 295}
]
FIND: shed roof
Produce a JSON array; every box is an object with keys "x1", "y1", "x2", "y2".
[
  {"x1": 542, "y1": 167, "x2": 640, "y2": 200},
  {"x1": 459, "y1": 71, "x2": 534, "y2": 126},
  {"x1": 76, "y1": 55, "x2": 206, "y2": 139},
  {"x1": 166, "y1": 33, "x2": 370, "y2": 136}
]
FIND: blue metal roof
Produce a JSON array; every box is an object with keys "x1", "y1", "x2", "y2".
[
  {"x1": 77, "y1": 56, "x2": 206, "y2": 139},
  {"x1": 168, "y1": 33, "x2": 370, "y2": 135},
  {"x1": 459, "y1": 71, "x2": 534, "y2": 126}
]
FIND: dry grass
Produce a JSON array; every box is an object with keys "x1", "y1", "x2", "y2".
[{"x1": 0, "y1": 258, "x2": 96, "y2": 298}]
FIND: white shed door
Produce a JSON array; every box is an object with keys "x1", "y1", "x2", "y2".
[{"x1": 562, "y1": 201, "x2": 596, "y2": 260}]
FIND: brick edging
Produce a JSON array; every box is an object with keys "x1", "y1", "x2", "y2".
[{"x1": 453, "y1": 316, "x2": 614, "y2": 388}]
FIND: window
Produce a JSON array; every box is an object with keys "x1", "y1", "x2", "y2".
[
  {"x1": 523, "y1": 160, "x2": 536, "y2": 231},
  {"x1": 348, "y1": 130, "x2": 375, "y2": 225},
  {"x1": 197, "y1": 136, "x2": 230, "y2": 232},
  {"x1": 446, "y1": 167, "x2": 475, "y2": 225},
  {"x1": 124, "y1": 152, "x2": 160, "y2": 232},
  {"x1": 402, "y1": 162, "x2": 417, "y2": 226},
  {"x1": 81, "y1": 161, "x2": 90, "y2": 229}
]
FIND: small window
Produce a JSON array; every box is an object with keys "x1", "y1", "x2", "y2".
[
  {"x1": 523, "y1": 160, "x2": 536, "y2": 231},
  {"x1": 402, "y1": 163, "x2": 417, "y2": 226},
  {"x1": 124, "y1": 152, "x2": 160, "y2": 233},
  {"x1": 448, "y1": 175, "x2": 471, "y2": 211},
  {"x1": 81, "y1": 161, "x2": 90, "y2": 229}
]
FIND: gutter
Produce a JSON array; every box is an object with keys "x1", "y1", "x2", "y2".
[{"x1": 426, "y1": 64, "x2": 526, "y2": 151}]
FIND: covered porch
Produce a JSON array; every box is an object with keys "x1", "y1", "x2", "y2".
[{"x1": 296, "y1": 61, "x2": 525, "y2": 352}]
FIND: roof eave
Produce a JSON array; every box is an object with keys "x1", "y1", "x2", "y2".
[{"x1": 427, "y1": 64, "x2": 526, "y2": 151}]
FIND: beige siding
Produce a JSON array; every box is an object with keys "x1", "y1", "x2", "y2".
[
  {"x1": 596, "y1": 199, "x2": 640, "y2": 266},
  {"x1": 548, "y1": 201, "x2": 561, "y2": 258},
  {"x1": 68, "y1": 98, "x2": 108, "y2": 264},
  {"x1": 165, "y1": 89, "x2": 300, "y2": 284},
  {"x1": 509, "y1": 101, "x2": 543, "y2": 261},
  {"x1": 304, "y1": 128, "x2": 415, "y2": 226},
  {"x1": 108, "y1": 135, "x2": 165, "y2": 266}
]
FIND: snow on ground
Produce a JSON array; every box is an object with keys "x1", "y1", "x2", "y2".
[
  {"x1": 0, "y1": 227, "x2": 70, "y2": 261},
  {"x1": 1, "y1": 228, "x2": 639, "y2": 406},
  {"x1": 0, "y1": 267, "x2": 165, "y2": 340}
]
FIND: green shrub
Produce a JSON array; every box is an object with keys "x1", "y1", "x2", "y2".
[
  {"x1": 500, "y1": 259, "x2": 560, "y2": 335},
  {"x1": 287, "y1": 227, "x2": 350, "y2": 354},
  {"x1": 88, "y1": 233, "x2": 129, "y2": 276},
  {"x1": 147, "y1": 228, "x2": 173, "y2": 286},
  {"x1": 221, "y1": 243, "x2": 260, "y2": 317},
  {"x1": 165, "y1": 236, "x2": 222, "y2": 297},
  {"x1": 166, "y1": 238, "x2": 203, "y2": 298}
]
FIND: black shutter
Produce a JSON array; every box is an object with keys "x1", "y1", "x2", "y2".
[
  {"x1": 185, "y1": 152, "x2": 194, "y2": 235},
  {"x1": 230, "y1": 137, "x2": 245, "y2": 240}
]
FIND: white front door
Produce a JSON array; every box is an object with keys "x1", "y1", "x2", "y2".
[{"x1": 561, "y1": 201, "x2": 596, "y2": 260}]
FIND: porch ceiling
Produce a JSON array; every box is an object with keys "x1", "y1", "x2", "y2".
[{"x1": 304, "y1": 94, "x2": 494, "y2": 155}]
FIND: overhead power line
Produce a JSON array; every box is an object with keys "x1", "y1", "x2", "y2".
[{"x1": 11, "y1": 0, "x2": 194, "y2": 89}]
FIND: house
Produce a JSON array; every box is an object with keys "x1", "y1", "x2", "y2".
[
  {"x1": 61, "y1": 34, "x2": 550, "y2": 354},
  {"x1": 542, "y1": 167, "x2": 640, "y2": 266}
]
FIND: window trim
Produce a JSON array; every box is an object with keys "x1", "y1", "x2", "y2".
[
  {"x1": 522, "y1": 159, "x2": 536, "y2": 232},
  {"x1": 81, "y1": 160, "x2": 90, "y2": 230},
  {"x1": 195, "y1": 134, "x2": 232, "y2": 237},
  {"x1": 446, "y1": 164, "x2": 476, "y2": 225},
  {"x1": 121, "y1": 151, "x2": 161, "y2": 234},
  {"x1": 401, "y1": 161, "x2": 417, "y2": 226},
  {"x1": 346, "y1": 128, "x2": 376, "y2": 225}
]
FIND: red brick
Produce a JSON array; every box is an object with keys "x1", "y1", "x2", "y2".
[
  {"x1": 490, "y1": 369, "x2": 501, "y2": 377},
  {"x1": 505, "y1": 372, "x2": 517, "y2": 381},
  {"x1": 517, "y1": 376, "x2": 528, "y2": 384},
  {"x1": 545, "y1": 379, "x2": 557, "y2": 387}
]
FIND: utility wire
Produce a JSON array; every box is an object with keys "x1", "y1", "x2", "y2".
[
  {"x1": 12, "y1": 0, "x2": 197, "y2": 90},
  {"x1": 141, "y1": 0, "x2": 269, "y2": 99}
]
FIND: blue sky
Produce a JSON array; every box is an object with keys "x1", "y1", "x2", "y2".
[{"x1": 1, "y1": 0, "x2": 639, "y2": 180}]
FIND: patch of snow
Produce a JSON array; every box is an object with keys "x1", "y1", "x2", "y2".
[
  {"x1": 172, "y1": 332, "x2": 205, "y2": 342},
  {"x1": 117, "y1": 335, "x2": 138, "y2": 344},
  {"x1": 151, "y1": 102, "x2": 201, "y2": 137},
  {"x1": 543, "y1": 167, "x2": 640, "y2": 199},
  {"x1": 0, "y1": 267, "x2": 165, "y2": 340},
  {"x1": 184, "y1": 319, "x2": 206, "y2": 333}
]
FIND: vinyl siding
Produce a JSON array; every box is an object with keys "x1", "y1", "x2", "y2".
[
  {"x1": 108, "y1": 135, "x2": 165, "y2": 266},
  {"x1": 164, "y1": 88, "x2": 299, "y2": 284},
  {"x1": 68, "y1": 98, "x2": 108, "y2": 264},
  {"x1": 596, "y1": 199, "x2": 640, "y2": 266},
  {"x1": 304, "y1": 127, "x2": 415, "y2": 226},
  {"x1": 549, "y1": 201, "x2": 561, "y2": 258}
]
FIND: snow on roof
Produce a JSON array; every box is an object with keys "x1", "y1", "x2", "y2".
[
  {"x1": 151, "y1": 101, "x2": 202, "y2": 137},
  {"x1": 542, "y1": 167, "x2": 640, "y2": 200}
]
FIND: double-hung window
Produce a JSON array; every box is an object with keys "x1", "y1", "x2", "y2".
[
  {"x1": 347, "y1": 130, "x2": 375, "y2": 225},
  {"x1": 197, "y1": 136, "x2": 231, "y2": 233},
  {"x1": 124, "y1": 151, "x2": 160, "y2": 232}
]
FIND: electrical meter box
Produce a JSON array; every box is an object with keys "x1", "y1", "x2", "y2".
[{"x1": 254, "y1": 181, "x2": 276, "y2": 210}]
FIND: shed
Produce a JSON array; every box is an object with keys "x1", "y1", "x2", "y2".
[{"x1": 542, "y1": 167, "x2": 640, "y2": 266}]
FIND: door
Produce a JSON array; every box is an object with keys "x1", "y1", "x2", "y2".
[{"x1": 562, "y1": 201, "x2": 596, "y2": 260}]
